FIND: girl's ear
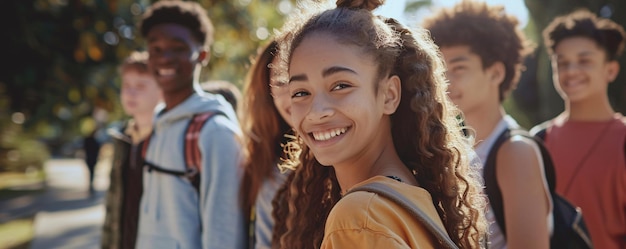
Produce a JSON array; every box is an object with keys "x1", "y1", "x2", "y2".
[
  {"x1": 382, "y1": 75, "x2": 401, "y2": 115},
  {"x1": 606, "y1": 60, "x2": 620, "y2": 83}
]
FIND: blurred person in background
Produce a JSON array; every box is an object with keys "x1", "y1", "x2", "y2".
[
  {"x1": 101, "y1": 51, "x2": 162, "y2": 249},
  {"x1": 83, "y1": 126, "x2": 102, "y2": 195},
  {"x1": 238, "y1": 40, "x2": 292, "y2": 249},
  {"x1": 200, "y1": 80, "x2": 242, "y2": 115},
  {"x1": 532, "y1": 9, "x2": 626, "y2": 249}
]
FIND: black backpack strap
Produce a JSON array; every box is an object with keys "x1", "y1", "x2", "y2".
[
  {"x1": 144, "y1": 161, "x2": 188, "y2": 176},
  {"x1": 142, "y1": 129, "x2": 197, "y2": 180},
  {"x1": 530, "y1": 123, "x2": 559, "y2": 190},
  {"x1": 347, "y1": 182, "x2": 459, "y2": 249},
  {"x1": 140, "y1": 111, "x2": 225, "y2": 193},
  {"x1": 534, "y1": 127, "x2": 547, "y2": 141},
  {"x1": 530, "y1": 120, "x2": 551, "y2": 142},
  {"x1": 483, "y1": 128, "x2": 511, "y2": 237},
  {"x1": 528, "y1": 131, "x2": 557, "y2": 192},
  {"x1": 483, "y1": 128, "x2": 557, "y2": 239}
]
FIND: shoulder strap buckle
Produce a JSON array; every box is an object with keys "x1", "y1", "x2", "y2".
[{"x1": 185, "y1": 167, "x2": 199, "y2": 178}]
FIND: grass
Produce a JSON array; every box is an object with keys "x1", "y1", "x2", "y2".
[
  {"x1": 0, "y1": 217, "x2": 34, "y2": 249},
  {"x1": 0, "y1": 171, "x2": 44, "y2": 249},
  {"x1": 0, "y1": 171, "x2": 45, "y2": 201},
  {"x1": 0, "y1": 171, "x2": 45, "y2": 189}
]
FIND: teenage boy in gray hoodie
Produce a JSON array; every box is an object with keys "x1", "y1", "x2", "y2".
[{"x1": 135, "y1": 1, "x2": 245, "y2": 248}]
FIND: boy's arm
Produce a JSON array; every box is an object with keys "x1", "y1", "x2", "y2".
[
  {"x1": 497, "y1": 136, "x2": 552, "y2": 249},
  {"x1": 198, "y1": 115, "x2": 246, "y2": 249}
]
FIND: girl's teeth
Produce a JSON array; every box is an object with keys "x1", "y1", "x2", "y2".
[{"x1": 312, "y1": 127, "x2": 347, "y2": 141}]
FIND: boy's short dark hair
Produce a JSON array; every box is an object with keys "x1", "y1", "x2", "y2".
[
  {"x1": 543, "y1": 9, "x2": 626, "y2": 61},
  {"x1": 139, "y1": 0, "x2": 214, "y2": 48},
  {"x1": 422, "y1": 0, "x2": 533, "y2": 102}
]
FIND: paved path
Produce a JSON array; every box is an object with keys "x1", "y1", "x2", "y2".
[
  {"x1": 0, "y1": 155, "x2": 111, "y2": 249},
  {"x1": 28, "y1": 158, "x2": 110, "y2": 249}
]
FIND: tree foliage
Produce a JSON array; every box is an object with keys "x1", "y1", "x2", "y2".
[
  {"x1": 0, "y1": 0, "x2": 290, "y2": 156},
  {"x1": 405, "y1": 0, "x2": 432, "y2": 13},
  {"x1": 13, "y1": 0, "x2": 623, "y2": 159}
]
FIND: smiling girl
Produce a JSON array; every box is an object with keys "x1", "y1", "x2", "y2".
[{"x1": 271, "y1": 0, "x2": 486, "y2": 248}]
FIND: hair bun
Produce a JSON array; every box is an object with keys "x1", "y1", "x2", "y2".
[{"x1": 336, "y1": 0, "x2": 385, "y2": 11}]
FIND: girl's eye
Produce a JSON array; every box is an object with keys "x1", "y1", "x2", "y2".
[
  {"x1": 332, "y1": 82, "x2": 350, "y2": 91},
  {"x1": 291, "y1": 90, "x2": 309, "y2": 98}
]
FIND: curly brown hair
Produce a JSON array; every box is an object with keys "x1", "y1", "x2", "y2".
[
  {"x1": 271, "y1": 0, "x2": 487, "y2": 248},
  {"x1": 543, "y1": 8, "x2": 626, "y2": 61},
  {"x1": 422, "y1": 0, "x2": 533, "y2": 102}
]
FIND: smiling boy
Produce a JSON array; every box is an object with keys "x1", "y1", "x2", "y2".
[
  {"x1": 135, "y1": 1, "x2": 245, "y2": 248},
  {"x1": 531, "y1": 9, "x2": 626, "y2": 249}
]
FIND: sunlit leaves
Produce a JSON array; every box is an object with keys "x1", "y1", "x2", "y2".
[{"x1": 2, "y1": 0, "x2": 293, "y2": 158}]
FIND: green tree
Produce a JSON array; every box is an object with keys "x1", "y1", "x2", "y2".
[
  {"x1": 0, "y1": 0, "x2": 290, "y2": 157},
  {"x1": 405, "y1": 0, "x2": 432, "y2": 13}
]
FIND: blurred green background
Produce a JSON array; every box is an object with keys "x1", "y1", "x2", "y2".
[{"x1": 0, "y1": 0, "x2": 624, "y2": 175}]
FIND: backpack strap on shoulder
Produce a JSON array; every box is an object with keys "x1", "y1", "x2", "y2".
[
  {"x1": 483, "y1": 128, "x2": 511, "y2": 236},
  {"x1": 183, "y1": 111, "x2": 224, "y2": 191},
  {"x1": 530, "y1": 120, "x2": 551, "y2": 142},
  {"x1": 347, "y1": 182, "x2": 459, "y2": 249},
  {"x1": 484, "y1": 128, "x2": 557, "y2": 238},
  {"x1": 139, "y1": 111, "x2": 225, "y2": 193},
  {"x1": 509, "y1": 129, "x2": 556, "y2": 191},
  {"x1": 184, "y1": 112, "x2": 219, "y2": 173},
  {"x1": 533, "y1": 127, "x2": 547, "y2": 142}
]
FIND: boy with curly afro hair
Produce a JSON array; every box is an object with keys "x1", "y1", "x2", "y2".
[{"x1": 423, "y1": 1, "x2": 552, "y2": 248}]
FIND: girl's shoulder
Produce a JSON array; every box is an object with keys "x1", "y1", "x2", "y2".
[
  {"x1": 332, "y1": 176, "x2": 436, "y2": 224},
  {"x1": 325, "y1": 176, "x2": 443, "y2": 248}
]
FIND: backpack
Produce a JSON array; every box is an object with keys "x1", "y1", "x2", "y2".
[
  {"x1": 483, "y1": 128, "x2": 593, "y2": 249},
  {"x1": 141, "y1": 111, "x2": 223, "y2": 192},
  {"x1": 346, "y1": 182, "x2": 459, "y2": 249}
]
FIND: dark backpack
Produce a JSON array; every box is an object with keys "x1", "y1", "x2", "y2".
[
  {"x1": 483, "y1": 128, "x2": 593, "y2": 249},
  {"x1": 141, "y1": 111, "x2": 222, "y2": 192}
]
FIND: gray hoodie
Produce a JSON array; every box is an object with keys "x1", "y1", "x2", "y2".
[{"x1": 136, "y1": 91, "x2": 245, "y2": 249}]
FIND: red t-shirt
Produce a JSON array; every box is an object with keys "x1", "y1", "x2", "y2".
[{"x1": 544, "y1": 114, "x2": 626, "y2": 249}]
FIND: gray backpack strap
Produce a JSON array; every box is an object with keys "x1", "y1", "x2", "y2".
[{"x1": 346, "y1": 182, "x2": 459, "y2": 249}]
